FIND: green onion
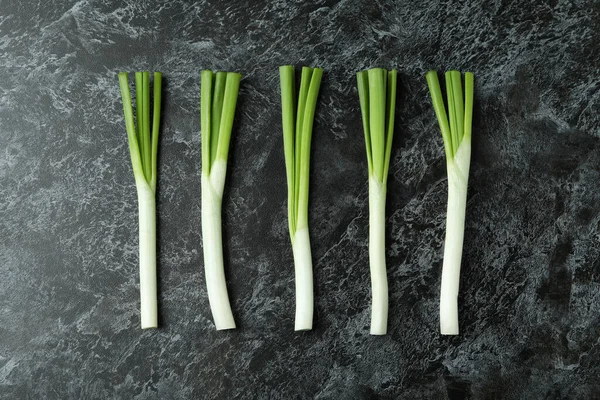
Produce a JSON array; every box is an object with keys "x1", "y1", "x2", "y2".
[
  {"x1": 201, "y1": 70, "x2": 242, "y2": 330},
  {"x1": 279, "y1": 65, "x2": 323, "y2": 331},
  {"x1": 118, "y1": 71, "x2": 162, "y2": 329},
  {"x1": 356, "y1": 68, "x2": 397, "y2": 335},
  {"x1": 426, "y1": 70, "x2": 474, "y2": 335}
]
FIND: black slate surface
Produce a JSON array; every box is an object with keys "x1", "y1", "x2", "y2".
[{"x1": 1, "y1": 0, "x2": 600, "y2": 399}]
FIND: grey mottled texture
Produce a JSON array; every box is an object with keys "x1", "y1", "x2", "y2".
[{"x1": 1, "y1": 0, "x2": 600, "y2": 399}]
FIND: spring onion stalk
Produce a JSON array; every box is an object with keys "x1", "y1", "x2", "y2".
[
  {"x1": 118, "y1": 71, "x2": 162, "y2": 329},
  {"x1": 356, "y1": 68, "x2": 397, "y2": 335},
  {"x1": 201, "y1": 70, "x2": 241, "y2": 330},
  {"x1": 279, "y1": 65, "x2": 323, "y2": 331},
  {"x1": 426, "y1": 70, "x2": 474, "y2": 335}
]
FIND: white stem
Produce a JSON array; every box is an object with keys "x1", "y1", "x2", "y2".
[
  {"x1": 202, "y1": 161, "x2": 235, "y2": 330},
  {"x1": 137, "y1": 182, "x2": 157, "y2": 329},
  {"x1": 292, "y1": 227, "x2": 313, "y2": 331},
  {"x1": 440, "y1": 140, "x2": 471, "y2": 335},
  {"x1": 368, "y1": 177, "x2": 388, "y2": 335}
]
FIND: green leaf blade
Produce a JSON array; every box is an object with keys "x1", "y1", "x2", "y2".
[
  {"x1": 200, "y1": 70, "x2": 214, "y2": 174},
  {"x1": 142, "y1": 71, "x2": 152, "y2": 182},
  {"x1": 294, "y1": 67, "x2": 313, "y2": 227},
  {"x1": 445, "y1": 71, "x2": 459, "y2": 156},
  {"x1": 297, "y1": 68, "x2": 322, "y2": 228},
  {"x1": 151, "y1": 72, "x2": 162, "y2": 190},
  {"x1": 367, "y1": 68, "x2": 386, "y2": 182},
  {"x1": 463, "y1": 72, "x2": 474, "y2": 141},
  {"x1": 279, "y1": 65, "x2": 297, "y2": 235},
  {"x1": 211, "y1": 72, "x2": 227, "y2": 166},
  {"x1": 135, "y1": 72, "x2": 144, "y2": 157},
  {"x1": 382, "y1": 69, "x2": 397, "y2": 182},
  {"x1": 215, "y1": 72, "x2": 242, "y2": 163},
  {"x1": 449, "y1": 70, "x2": 464, "y2": 148},
  {"x1": 356, "y1": 71, "x2": 373, "y2": 176},
  {"x1": 118, "y1": 72, "x2": 144, "y2": 181},
  {"x1": 425, "y1": 70, "x2": 453, "y2": 160}
]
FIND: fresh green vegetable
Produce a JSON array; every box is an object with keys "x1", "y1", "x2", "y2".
[
  {"x1": 426, "y1": 70, "x2": 474, "y2": 335},
  {"x1": 118, "y1": 71, "x2": 162, "y2": 329},
  {"x1": 356, "y1": 68, "x2": 397, "y2": 335},
  {"x1": 279, "y1": 65, "x2": 323, "y2": 331},
  {"x1": 201, "y1": 70, "x2": 241, "y2": 330}
]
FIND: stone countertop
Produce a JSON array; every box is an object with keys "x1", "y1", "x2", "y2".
[{"x1": 1, "y1": 0, "x2": 599, "y2": 399}]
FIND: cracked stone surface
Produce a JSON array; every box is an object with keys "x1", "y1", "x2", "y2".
[{"x1": 1, "y1": 0, "x2": 599, "y2": 398}]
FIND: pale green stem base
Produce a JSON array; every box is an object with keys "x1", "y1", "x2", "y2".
[
  {"x1": 202, "y1": 160, "x2": 236, "y2": 330},
  {"x1": 137, "y1": 182, "x2": 157, "y2": 329},
  {"x1": 292, "y1": 227, "x2": 313, "y2": 331},
  {"x1": 369, "y1": 177, "x2": 388, "y2": 335},
  {"x1": 440, "y1": 139, "x2": 471, "y2": 335}
]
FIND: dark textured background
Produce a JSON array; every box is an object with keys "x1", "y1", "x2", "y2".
[{"x1": 1, "y1": 0, "x2": 600, "y2": 399}]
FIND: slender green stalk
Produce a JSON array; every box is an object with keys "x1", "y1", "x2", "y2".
[
  {"x1": 295, "y1": 67, "x2": 312, "y2": 224},
  {"x1": 280, "y1": 66, "x2": 296, "y2": 235},
  {"x1": 297, "y1": 68, "x2": 321, "y2": 229},
  {"x1": 383, "y1": 71, "x2": 397, "y2": 182},
  {"x1": 356, "y1": 68, "x2": 397, "y2": 335},
  {"x1": 118, "y1": 71, "x2": 162, "y2": 329},
  {"x1": 151, "y1": 73, "x2": 162, "y2": 190},
  {"x1": 201, "y1": 70, "x2": 242, "y2": 330},
  {"x1": 426, "y1": 70, "x2": 475, "y2": 335},
  {"x1": 356, "y1": 72, "x2": 373, "y2": 177},
  {"x1": 425, "y1": 72, "x2": 452, "y2": 160},
  {"x1": 216, "y1": 73, "x2": 241, "y2": 163},
  {"x1": 211, "y1": 72, "x2": 227, "y2": 167},
  {"x1": 279, "y1": 65, "x2": 323, "y2": 331},
  {"x1": 142, "y1": 72, "x2": 151, "y2": 182},
  {"x1": 368, "y1": 69, "x2": 387, "y2": 182},
  {"x1": 201, "y1": 70, "x2": 213, "y2": 175}
]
